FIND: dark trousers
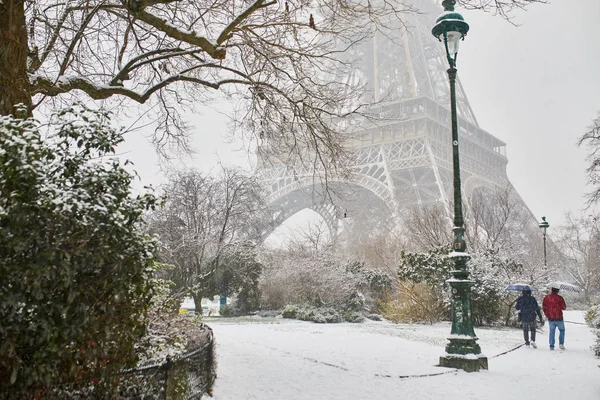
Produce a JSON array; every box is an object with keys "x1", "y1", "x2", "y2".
[{"x1": 522, "y1": 321, "x2": 537, "y2": 344}]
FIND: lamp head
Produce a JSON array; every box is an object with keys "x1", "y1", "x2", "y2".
[
  {"x1": 431, "y1": 0, "x2": 469, "y2": 68},
  {"x1": 539, "y1": 216, "x2": 549, "y2": 235}
]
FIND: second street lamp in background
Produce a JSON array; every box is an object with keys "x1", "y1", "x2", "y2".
[
  {"x1": 432, "y1": 0, "x2": 488, "y2": 372},
  {"x1": 539, "y1": 216, "x2": 549, "y2": 266}
]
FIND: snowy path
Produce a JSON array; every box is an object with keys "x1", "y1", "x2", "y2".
[{"x1": 208, "y1": 311, "x2": 599, "y2": 399}]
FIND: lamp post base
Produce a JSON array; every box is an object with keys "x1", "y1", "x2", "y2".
[
  {"x1": 439, "y1": 337, "x2": 488, "y2": 372},
  {"x1": 439, "y1": 354, "x2": 488, "y2": 372}
]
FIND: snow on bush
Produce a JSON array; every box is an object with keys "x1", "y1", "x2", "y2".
[
  {"x1": 282, "y1": 304, "x2": 364, "y2": 323},
  {"x1": 585, "y1": 303, "x2": 600, "y2": 356},
  {"x1": 259, "y1": 248, "x2": 387, "y2": 323},
  {"x1": 0, "y1": 105, "x2": 159, "y2": 393},
  {"x1": 259, "y1": 249, "x2": 358, "y2": 309},
  {"x1": 390, "y1": 247, "x2": 508, "y2": 325}
]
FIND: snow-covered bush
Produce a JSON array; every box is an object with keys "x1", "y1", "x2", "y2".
[
  {"x1": 468, "y1": 252, "x2": 507, "y2": 326},
  {"x1": 135, "y1": 269, "x2": 213, "y2": 362},
  {"x1": 378, "y1": 282, "x2": 447, "y2": 324},
  {"x1": 282, "y1": 305, "x2": 299, "y2": 319},
  {"x1": 585, "y1": 303, "x2": 600, "y2": 356},
  {"x1": 212, "y1": 242, "x2": 263, "y2": 314},
  {"x1": 344, "y1": 291, "x2": 366, "y2": 312},
  {"x1": 387, "y1": 248, "x2": 452, "y2": 323},
  {"x1": 220, "y1": 304, "x2": 245, "y2": 317},
  {"x1": 282, "y1": 304, "x2": 363, "y2": 323},
  {"x1": 259, "y1": 248, "x2": 390, "y2": 315},
  {"x1": 259, "y1": 249, "x2": 359, "y2": 309},
  {"x1": 0, "y1": 107, "x2": 158, "y2": 393},
  {"x1": 344, "y1": 311, "x2": 365, "y2": 323},
  {"x1": 345, "y1": 261, "x2": 392, "y2": 311},
  {"x1": 389, "y1": 247, "x2": 507, "y2": 325}
]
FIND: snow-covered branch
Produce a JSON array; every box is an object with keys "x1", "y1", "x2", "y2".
[{"x1": 31, "y1": 74, "x2": 251, "y2": 103}]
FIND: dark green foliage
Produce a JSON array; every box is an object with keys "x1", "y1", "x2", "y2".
[
  {"x1": 150, "y1": 169, "x2": 269, "y2": 313},
  {"x1": 469, "y1": 250, "x2": 517, "y2": 326},
  {"x1": 344, "y1": 291, "x2": 365, "y2": 312},
  {"x1": 585, "y1": 304, "x2": 600, "y2": 356},
  {"x1": 0, "y1": 106, "x2": 158, "y2": 392},
  {"x1": 397, "y1": 247, "x2": 509, "y2": 325},
  {"x1": 218, "y1": 305, "x2": 243, "y2": 317},
  {"x1": 346, "y1": 261, "x2": 392, "y2": 299},
  {"x1": 397, "y1": 247, "x2": 454, "y2": 284},
  {"x1": 365, "y1": 313, "x2": 382, "y2": 321},
  {"x1": 281, "y1": 305, "x2": 299, "y2": 319},
  {"x1": 396, "y1": 247, "x2": 453, "y2": 322},
  {"x1": 281, "y1": 304, "x2": 363, "y2": 323},
  {"x1": 343, "y1": 311, "x2": 365, "y2": 323},
  {"x1": 212, "y1": 242, "x2": 263, "y2": 314}
]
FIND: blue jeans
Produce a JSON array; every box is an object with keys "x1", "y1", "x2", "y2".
[{"x1": 548, "y1": 320, "x2": 565, "y2": 348}]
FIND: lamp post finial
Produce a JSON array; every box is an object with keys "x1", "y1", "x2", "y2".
[{"x1": 442, "y1": 0, "x2": 456, "y2": 11}]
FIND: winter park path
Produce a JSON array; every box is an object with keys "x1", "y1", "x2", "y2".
[{"x1": 207, "y1": 311, "x2": 599, "y2": 400}]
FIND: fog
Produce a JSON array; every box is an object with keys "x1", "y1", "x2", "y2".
[{"x1": 118, "y1": 0, "x2": 600, "y2": 226}]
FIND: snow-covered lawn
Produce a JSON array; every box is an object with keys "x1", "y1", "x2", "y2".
[{"x1": 208, "y1": 311, "x2": 599, "y2": 399}]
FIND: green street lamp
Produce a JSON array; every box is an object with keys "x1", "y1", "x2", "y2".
[
  {"x1": 432, "y1": 0, "x2": 488, "y2": 372},
  {"x1": 539, "y1": 216, "x2": 549, "y2": 266}
]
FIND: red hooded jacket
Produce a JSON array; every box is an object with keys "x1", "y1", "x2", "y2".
[{"x1": 542, "y1": 292, "x2": 566, "y2": 320}]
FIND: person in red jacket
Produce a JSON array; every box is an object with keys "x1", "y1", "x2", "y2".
[{"x1": 542, "y1": 287, "x2": 567, "y2": 350}]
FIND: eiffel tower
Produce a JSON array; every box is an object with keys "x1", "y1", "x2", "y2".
[{"x1": 258, "y1": 0, "x2": 530, "y2": 240}]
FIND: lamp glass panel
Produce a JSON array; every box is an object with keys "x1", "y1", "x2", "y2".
[{"x1": 446, "y1": 31, "x2": 462, "y2": 56}]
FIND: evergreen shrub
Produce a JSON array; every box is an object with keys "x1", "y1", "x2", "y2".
[
  {"x1": 0, "y1": 106, "x2": 158, "y2": 393},
  {"x1": 585, "y1": 303, "x2": 600, "y2": 356}
]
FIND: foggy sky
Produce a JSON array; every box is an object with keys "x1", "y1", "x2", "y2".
[
  {"x1": 118, "y1": 0, "x2": 600, "y2": 228},
  {"x1": 458, "y1": 0, "x2": 600, "y2": 225}
]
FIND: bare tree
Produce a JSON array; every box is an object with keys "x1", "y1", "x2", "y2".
[
  {"x1": 465, "y1": 185, "x2": 558, "y2": 288},
  {"x1": 3, "y1": 1, "x2": 409, "y2": 165},
  {"x1": 149, "y1": 167, "x2": 269, "y2": 310},
  {"x1": 553, "y1": 212, "x2": 600, "y2": 302},
  {"x1": 396, "y1": 187, "x2": 550, "y2": 286},
  {"x1": 457, "y1": 0, "x2": 547, "y2": 21},
  {"x1": 1, "y1": 0, "x2": 546, "y2": 166},
  {"x1": 342, "y1": 231, "x2": 406, "y2": 277},
  {"x1": 579, "y1": 112, "x2": 600, "y2": 204},
  {"x1": 401, "y1": 202, "x2": 452, "y2": 251},
  {"x1": 464, "y1": 185, "x2": 532, "y2": 254},
  {"x1": 281, "y1": 218, "x2": 334, "y2": 253},
  {"x1": 259, "y1": 246, "x2": 359, "y2": 309}
]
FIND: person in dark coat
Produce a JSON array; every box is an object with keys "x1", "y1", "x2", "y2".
[
  {"x1": 515, "y1": 289, "x2": 543, "y2": 348},
  {"x1": 542, "y1": 287, "x2": 567, "y2": 350}
]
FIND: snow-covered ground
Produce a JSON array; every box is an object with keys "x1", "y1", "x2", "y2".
[{"x1": 208, "y1": 311, "x2": 599, "y2": 399}]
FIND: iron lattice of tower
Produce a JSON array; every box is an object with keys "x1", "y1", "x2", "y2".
[{"x1": 257, "y1": 1, "x2": 531, "y2": 240}]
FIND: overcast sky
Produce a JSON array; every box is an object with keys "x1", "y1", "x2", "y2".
[
  {"x1": 118, "y1": 0, "x2": 600, "y2": 228},
  {"x1": 458, "y1": 0, "x2": 600, "y2": 225}
]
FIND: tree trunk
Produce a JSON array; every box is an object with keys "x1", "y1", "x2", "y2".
[
  {"x1": 0, "y1": 0, "x2": 32, "y2": 117},
  {"x1": 192, "y1": 292, "x2": 203, "y2": 316},
  {"x1": 504, "y1": 298, "x2": 518, "y2": 326}
]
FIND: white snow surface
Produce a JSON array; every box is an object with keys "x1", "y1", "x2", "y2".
[{"x1": 209, "y1": 311, "x2": 599, "y2": 399}]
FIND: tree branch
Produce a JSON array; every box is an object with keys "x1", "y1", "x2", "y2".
[
  {"x1": 109, "y1": 48, "x2": 205, "y2": 86},
  {"x1": 129, "y1": 8, "x2": 226, "y2": 59},
  {"x1": 216, "y1": 0, "x2": 277, "y2": 45},
  {"x1": 32, "y1": 74, "x2": 250, "y2": 103}
]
